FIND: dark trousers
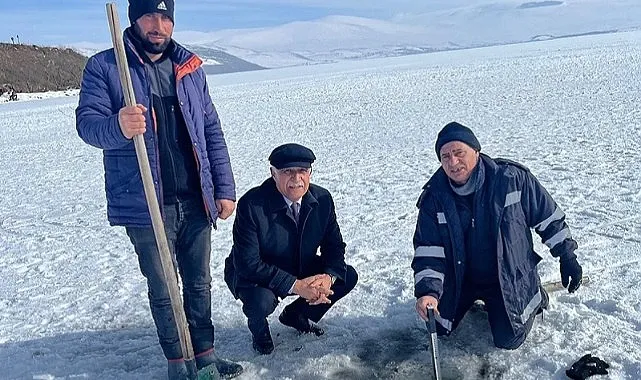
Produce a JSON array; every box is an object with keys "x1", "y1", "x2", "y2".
[
  {"x1": 126, "y1": 198, "x2": 213, "y2": 360},
  {"x1": 237, "y1": 265, "x2": 358, "y2": 338},
  {"x1": 446, "y1": 283, "x2": 537, "y2": 350}
]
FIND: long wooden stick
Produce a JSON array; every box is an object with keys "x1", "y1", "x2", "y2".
[{"x1": 105, "y1": 3, "x2": 194, "y2": 362}]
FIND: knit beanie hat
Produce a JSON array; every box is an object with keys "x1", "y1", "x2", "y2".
[
  {"x1": 435, "y1": 122, "x2": 482, "y2": 159},
  {"x1": 128, "y1": 0, "x2": 174, "y2": 25}
]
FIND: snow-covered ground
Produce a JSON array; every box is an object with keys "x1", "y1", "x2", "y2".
[
  {"x1": 1, "y1": 30, "x2": 640, "y2": 379},
  {"x1": 0, "y1": 90, "x2": 79, "y2": 104}
]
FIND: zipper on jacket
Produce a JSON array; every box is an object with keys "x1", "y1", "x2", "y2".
[
  {"x1": 472, "y1": 181, "x2": 482, "y2": 230},
  {"x1": 146, "y1": 86, "x2": 165, "y2": 220},
  {"x1": 174, "y1": 74, "x2": 213, "y2": 225}
]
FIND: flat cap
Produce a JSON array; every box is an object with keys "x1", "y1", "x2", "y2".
[{"x1": 269, "y1": 143, "x2": 316, "y2": 169}]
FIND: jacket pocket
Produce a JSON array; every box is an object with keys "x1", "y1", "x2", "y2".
[{"x1": 104, "y1": 152, "x2": 142, "y2": 200}]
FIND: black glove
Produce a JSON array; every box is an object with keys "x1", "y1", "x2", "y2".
[
  {"x1": 566, "y1": 354, "x2": 609, "y2": 380},
  {"x1": 560, "y1": 256, "x2": 583, "y2": 293}
]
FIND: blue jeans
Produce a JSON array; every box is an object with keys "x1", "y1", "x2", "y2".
[{"x1": 126, "y1": 198, "x2": 213, "y2": 360}]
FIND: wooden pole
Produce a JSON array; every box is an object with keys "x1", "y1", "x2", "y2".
[{"x1": 105, "y1": 2, "x2": 194, "y2": 363}]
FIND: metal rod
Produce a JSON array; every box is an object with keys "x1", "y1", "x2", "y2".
[{"x1": 427, "y1": 307, "x2": 442, "y2": 380}]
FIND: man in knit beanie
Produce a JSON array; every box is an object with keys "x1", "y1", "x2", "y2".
[
  {"x1": 433, "y1": 121, "x2": 482, "y2": 185},
  {"x1": 411, "y1": 121, "x2": 584, "y2": 350},
  {"x1": 76, "y1": 1, "x2": 243, "y2": 379},
  {"x1": 128, "y1": 0, "x2": 175, "y2": 55},
  {"x1": 128, "y1": 0, "x2": 175, "y2": 25}
]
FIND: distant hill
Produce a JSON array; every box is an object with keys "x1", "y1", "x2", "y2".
[
  {"x1": 185, "y1": 46, "x2": 265, "y2": 75},
  {"x1": 0, "y1": 43, "x2": 87, "y2": 94},
  {"x1": 0, "y1": 42, "x2": 265, "y2": 98},
  {"x1": 72, "y1": 44, "x2": 266, "y2": 75},
  {"x1": 174, "y1": 0, "x2": 641, "y2": 68}
]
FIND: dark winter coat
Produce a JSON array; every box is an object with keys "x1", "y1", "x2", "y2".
[
  {"x1": 75, "y1": 28, "x2": 235, "y2": 227},
  {"x1": 412, "y1": 154, "x2": 577, "y2": 337},
  {"x1": 224, "y1": 178, "x2": 347, "y2": 298}
]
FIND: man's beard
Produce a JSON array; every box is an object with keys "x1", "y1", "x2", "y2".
[{"x1": 134, "y1": 25, "x2": 170, "y2": 54}]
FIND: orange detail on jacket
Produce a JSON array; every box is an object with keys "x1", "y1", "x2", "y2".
[{"x1": 176, "y1": 55, "x2": 202, "y2": 82}]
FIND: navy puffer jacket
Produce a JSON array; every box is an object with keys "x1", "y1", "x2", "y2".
[{"x1": 76, "y1": 29, "x2": 235, "y2": 226}]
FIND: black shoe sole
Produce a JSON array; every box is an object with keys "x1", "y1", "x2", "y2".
[
  {"x1": 218, "y1": 366, "x2": 244, "y2": 379},
  {"x1": 252, "y1": 342, "x2": 274, "y2": 355}
]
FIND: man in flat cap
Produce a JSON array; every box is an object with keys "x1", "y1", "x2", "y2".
[
  {"x1": 412, "y1": 122, "x2": 583, "y2": 349},
  {"x1": 224, "y1": 143, "x2": 358, "y2": 354},
  {"x1": 76, "y1": 0, "x2": 241, "y2": 378}
]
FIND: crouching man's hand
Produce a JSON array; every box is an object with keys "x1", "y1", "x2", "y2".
[
  {"x1": 293, "y1": 275, "x2": 333, "y2": 305},
  {"x1": 306, "y1": 274, "x2": 334, "y2": 305},
  {"x1": 560, "y1": 256, "x2": 583, "y2": 293},
  {"x1": 416, "y1": 295, "x2": 439, "y2": 321},
  {"x1": 293, "y1": 278, "x2": 333, "y2": 304}
]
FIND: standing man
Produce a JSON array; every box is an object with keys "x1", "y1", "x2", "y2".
[
  {"x1": 413, "y1": 122, "x2": 583, "y2": 349},
  {"x1": 224, "y1": 143, "x2": 358, "y2": 355},
  {"x1": 75, "y1": 1, "x2": 242, "y2": 378}
]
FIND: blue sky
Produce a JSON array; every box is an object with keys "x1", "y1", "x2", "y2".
[{"x1": 0, "y1": 0, "x2": 462, "y2": 45}]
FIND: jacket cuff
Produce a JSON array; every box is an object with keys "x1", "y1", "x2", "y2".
[
  {"x1": 416, "y1": 291, "x2": 441, "y2": 300},
  {"x1": 270, "y1": 271, "x2": 297, "y2": 298},
  {"x1": 414, "y1": 278, "x2": 443, "y2": 299},
  {"x1": 109, "y1": 114, "x2": 130, "y2": 146},
  {"x1": 214, "y1": 195, "x2": 236, "y2": 202},
  {"x1": 213, "y1": 188, "x2": 236, "y2": 202},
  {"x1": 324, "y1": 269, "x2": 343, "y2": 283}
]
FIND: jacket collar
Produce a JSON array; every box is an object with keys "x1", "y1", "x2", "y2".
[
  {"x1": 479, "y1": 153, "x2": 499, "y2": 175},
  {"x1": 423, "y1": 153, "x2": 498, "y2": 192},
  {"x1": 123, "y1": 26, "x2": 198, "y2": 68}
]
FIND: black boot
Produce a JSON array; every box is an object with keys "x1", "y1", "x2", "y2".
[
  {"x1": 248, "y1": 318, "x2": 274, "y2": 355},
  {"x1": 279, "y1": 307, "x2": 324, "y2": 336},
  {"x1": 252, "y1": 327, "x2": 274, "y2": 355}
]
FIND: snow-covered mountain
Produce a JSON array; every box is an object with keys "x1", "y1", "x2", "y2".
[
  {"x1": 184, "y1": 46, "x2": 265, "y2": 75},
  {"x1": 174, "y1": 0, "x2": 641, "y2": 68},
  {"x1": 69, "y1": 1, "x2": 641, "y2": 73}
]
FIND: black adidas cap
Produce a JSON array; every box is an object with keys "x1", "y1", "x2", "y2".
[{"x1": 128, "y1": 0, "x2": 175, "y2": 25}]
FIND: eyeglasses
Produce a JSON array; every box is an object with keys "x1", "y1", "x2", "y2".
[{"x1": 275, "y1": 167, "x2": 311, "y2": 177}]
